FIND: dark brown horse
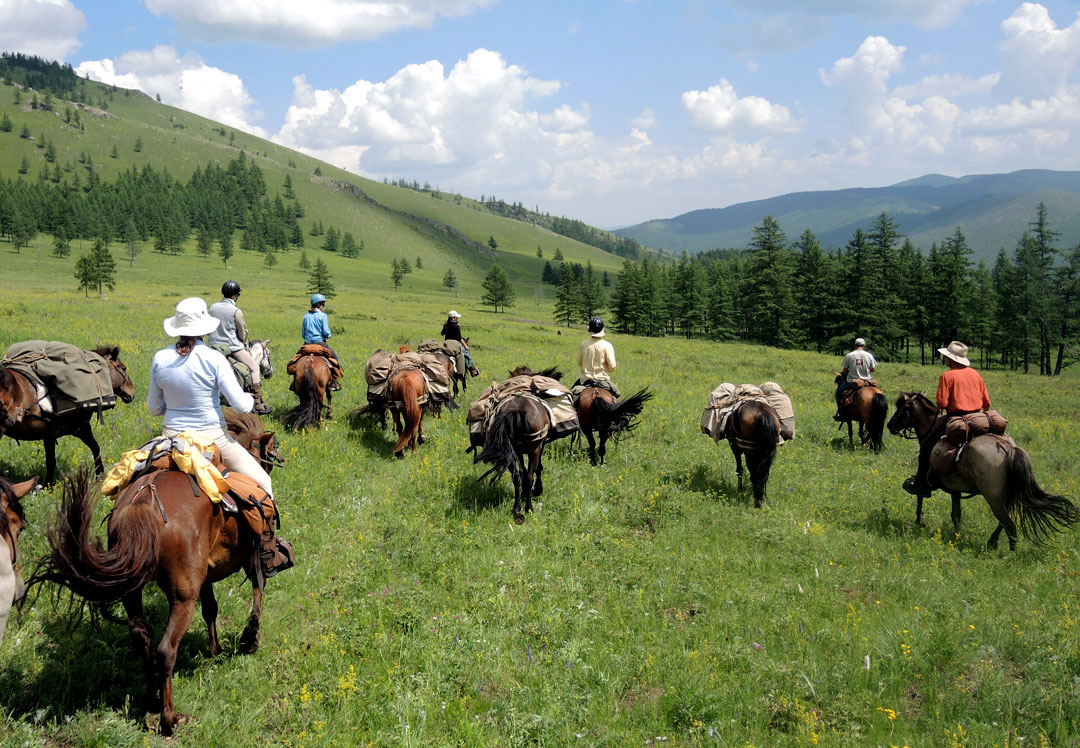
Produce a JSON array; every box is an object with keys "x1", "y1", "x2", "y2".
[
  {"x1": 834, "y1": 373, "x2": 888, "y2": 453},
  {"x1": 473, "y1": 366, "x2": 563, "y2": 524},
  {"x1": 224, "y1": 409, "x2": 285, "y2": 472},
  {"x1": 38, "y1": 464, "x2": 276, "y2": 735},
  {"x1": 0, "y1": 347, "x2": 135, "y2": 485},
  {"x1": 0, "y1": 474, "x2": 38, "y2": 643},
  {"x1": 887, "y1": 391, "x2": 1079, "y2": 549},
  {"x1": 575, "y1": 387, "x2": 653, "y2": 466},
  {"x1": 285, "y1": 351, "x2": 332, "y2": 430},
  {"x1": 723, "y1": 400, "x2": 781, "y2": 508}
]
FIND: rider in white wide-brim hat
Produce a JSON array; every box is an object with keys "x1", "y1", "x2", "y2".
[
  {"x1": 163, "y1": 297, "x2": 220, "y2": 337},
  {"x1": 937, "y1": 340, "x2": 971, "y2": 367}
]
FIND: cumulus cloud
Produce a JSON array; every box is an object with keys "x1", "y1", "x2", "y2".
[
  {"x1": 0, "y1": 0, "x2": 85, "y2": 60},
  {"x1": 725, "y1": 0, "x2": 981, "y2": 30},
  {"x1": 892, "y1": 73, "x2": 1000, "y2": 100},
  {"x1": 631, "y1": 107, "x2": 656, "y2": 129},
  {"x1": 820, "y1": 36, "x2": 906, "y2": 129},
  {"x1": 681, "y1": 79, "x2": 801, "y2": 133},
  {"x1": 996, "y1": 2, "x2": 1080, "y2": 100},
  {"x1": 141, "y1": 0, "x2": 497, "y2": 45},
  {"x1": 75, "y1": 46, "x2": 267, "y2": 136}
]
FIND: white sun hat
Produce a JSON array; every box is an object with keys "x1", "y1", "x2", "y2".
[
  {"x1": 938, "y1": 340, "x2": 971, "y2": 367},
  {"x1": 448, "y1": 310, "x2": 462, "y2": 318},
  {"x1": 163, "y1": 297, "x2": 220, "y2": 337}
]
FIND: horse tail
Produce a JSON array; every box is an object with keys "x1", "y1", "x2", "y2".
[
  {"x1": 748, "y1": 408, "x2": 779, "y2": 501},
  {"x1": 868, "y1": 392, "x2": 888, "y2": 451},
  {"x1": 392, "y1": 372, "x2": 424, "y2": 453},
  {"x1": 475, "y1": 408, "x2": 526, "y2": 486},
  {"x1": 33, "y1": 467, "x2": 159, "y2": 603},
  {"x1": 287, "y1": 364, "x2": 323, "y2": 430},
  {"x1": 594, "y1": 388, "x2": 654, "y2": 432},
  {"x1": 1005, "y1": 445, "x2": 1080, "y2": 545}
]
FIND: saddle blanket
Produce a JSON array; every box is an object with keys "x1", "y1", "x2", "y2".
[
  {"x1": 930, "y1": 410, "x2": 1009, "y2": 476},
  {"x1": 700, "y1": 384, "x2": 770, "y2": 444},
  {"x1": 209, "y1": 343, "x2": 253, "y2": 391},
  {"x1": 286, "y1": 344, "x2": 343, "y2": 379},
  {"x1": 103, "y1": 431, "x2": 229, "y2": 501},
  {"x1": 364, "y1": 350, "x2": 452, "y2": 404},
  {"x1": 2, "y1": 340, "x2": 116, "y2": 416},
  {"x1": 467, "y1": 374, "x2": 578, "y2": 447}
]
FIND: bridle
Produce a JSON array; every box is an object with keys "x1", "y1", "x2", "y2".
[{"x1": 893, "y1": 393, "x2": 946, "y2": 441}]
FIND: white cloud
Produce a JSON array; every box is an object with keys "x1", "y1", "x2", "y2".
[
  {"x1": 75, "y1": 46, "x2": 267, "y2": 136},
  {"x1": 631, "y1": 107, "x2": 656, "y2": 129},
  {"x1": 681, "y1": 79, "x2": 801, "y2": 133},
  {"x1": 995, "y1": 3, "x2": 1080, "y2": 100},
  {"x1": 0, "y1": 0, "x2": 85, "y2": 60},
  {"x1": 726, "y1": 0, "x2": 982, "y2": 30},
  {"x1": 141, "y1": 0, "x2": 498, "y2": 45},
  {"x1": 962, "y1": 94, "x2": 1080, "y2": 132},
  {"x1": 820, "y1": 36, "x2": 906, "y2": 128},
  {"x1": 892, "y1": 73, "x2": 1000, "y2": 100}
]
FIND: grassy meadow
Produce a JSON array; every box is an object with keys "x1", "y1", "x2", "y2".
[{"x1": 1, "y1": 244, "x2": 1079, "y2": 747}]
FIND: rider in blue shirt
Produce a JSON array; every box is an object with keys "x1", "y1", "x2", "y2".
[{"x1": 301, "y1": 294, "x2": 340, "y2": 390}]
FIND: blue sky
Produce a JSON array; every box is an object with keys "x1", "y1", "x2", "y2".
[{"x1": 3, "y1": 0, "x2": 1080, "y2": 227}]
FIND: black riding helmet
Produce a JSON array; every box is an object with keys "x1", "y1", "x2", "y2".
[
  {"x1": 588, "y1": 316, "x2": 605, "y2": 334},
  {"x1": 222, "y1": 280, "x2": 241, "y2": 297}
]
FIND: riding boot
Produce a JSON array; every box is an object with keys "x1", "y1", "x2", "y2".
[
  {"x1": 251, "y1": 383, "x2": 271, "y2": 415},
  {"x1": 260, "y1": 526, "x2": 295, "y2": 578},
  {"x1": 330, "y1": 377, "x2": 342, "y2": 392},
  {"x1": 469, "y1": 365, "x2": 480, "y2": 377}
]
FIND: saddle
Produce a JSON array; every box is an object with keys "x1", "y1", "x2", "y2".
[
  {"x1": 467, "y1": 375, "x2": 578, "y2": 447},
  {"x1": 839, "y1": 378, "x2": 878, "y2": 410},
  {"x1": 930, "y1": 410, "x2": 1010, "y2": 476},
  {"x1": 571, "y1": 378, "x2": 621, "y2": 401},
  {"x1": 286, "y1": 344, "x2": 342, "y2": 380},
  {"x1": 209, "y1": 344, "x2": 253, "y2": 390}
]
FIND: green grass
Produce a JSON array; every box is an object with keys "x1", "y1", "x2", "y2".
[{"x1": 1, "y1": 240, "x2": 1079, "y2": 747}]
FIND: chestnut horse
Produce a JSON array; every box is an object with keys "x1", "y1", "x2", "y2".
[
  {"x1": 723, "y1": 400, "x2": 781, "y2": 507},
  {"x1": 887, "y1": 391, "x2": 1078, "y2": 549},
  {"x1": 473, "y1": 366, "x2": 563, "y2": 524},
  {"x1": 285, "y1": 350, "x2": 332, "y2": 430},
  {"x1": 224, "y1": 409, "x2": 285, "y2": 472},
  {"x1": 388, "y1": 346, "x2": 427, "y2": 458},
  {"x1": 38, "y1": 460, "x2": 279, "y2": 735},
  {"x1": 0, "y1": 347, "x2": 136, "y2": 485},
  {"x1": 0, "y1": 474, "x2": 38, "y2": 643},
  {"x1": 575, "y1": 387, "x2": 653, "y2": 466},
  {"x1": 834, "y1": 373, "x2": 888, "y2": 453}
]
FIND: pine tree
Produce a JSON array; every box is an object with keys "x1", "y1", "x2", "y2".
[
  {"x1": 340, "y1": 232, "x2": 358, "y2": 258},
  {"x1": 541, "y1": 261, "x2": 559, "y2": 285},
  {"x1": 134, "y1": 136, "x2": 142, "y2": 152},
  {"x1": 52, "y1": 230, "x2": 71, "y2": 258},
  {"x1": 391, "y1": 259, "x2": 405, "y2": 290},
  {"x1": 89, "y1": 237, "x2": 116, "y2": 296},
  {"x1": 579, "y1": 261, "x2": 605, "y2": 323},
  {"x1": 536, "y1": 246, "x2": 543, "y2": 258},
  {"x1": 415, "y1": 255, "x2": 423, "y2": 269},
  {"x1": 481, "y1": 264, "x2": 515, "y2": 312},
  {"x1": 74, "y1": 253, "x2": 96, "y2": 297},
  {"x1": 196, "y1": 226, "x2": 214, "y2": 257},
  {"x1": 442, "y1": 268, "x2": 458, "y2": 294},
  {"x1": 308, "y1": 259, "x2": 335, "y2": 298},
  {"x1": 740, "y1": 215, "x2": 795, "y2": 347},
  {"x1": 122, "y1": 218, "x2": 140, "y2": 267},
  {"x1": 554, "y1": 267, "x2": 580, "y2": 327},
  {"x1": 218, "y1": 228, "x2": 234, "y2": 267},
  {"x1": 299, "y1": 250, "x2": 311, "y2": 269},
  {"x1": 322, "y1": 226, "x2": 340, "y2": 252},
  {"x1": 0, "y1": 112, "x2": 12, "y2": 132}
]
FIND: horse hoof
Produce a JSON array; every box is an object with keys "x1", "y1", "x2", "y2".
[
  {"x1": 513, "y1": 514, "x2": 525, "y2": 525},
  {"x1": 395, "y1": 451, "x2": 404, "y2": 459},
  {"x1": 239, "y1": 630, "x2": 260, "y2": 654}
]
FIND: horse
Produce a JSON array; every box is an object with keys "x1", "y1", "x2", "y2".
[
  {"x1": 473, "y1": 365, "x2": 562, "y2": 524},
  {"x1": 723, "y1": 400, "x2": 781, "y2": 508},
  {"x1": 887, "y1": 391, "x2": 1079, "y2": 549},
  {"x1": 575, "y1": 387, "x2": 653, "y2": 466},
  {"x1": 284, "y1": 351, "x2": 332, "y2": 430},
  {"x1": 0, "y1": 346, "x2": 136, "y2": 485},
  {"x1": 224, "y1": 409, "x2": 285, "y2": 473},
  {"x1": 247, "y1": 339, "x2": 274, "y2": 382},
  {"x1": 0, "y1": 474, "x2": 38, "y2": 644},
  {"x1": 834, "y1": 373, "x2": 888, "y2": 453},
  {"x1": 37, "y1": 462, "x2": 277, "y2": 735},
  {"x1": 388, "y1": 346, "x2": 427, "y2": 458}
]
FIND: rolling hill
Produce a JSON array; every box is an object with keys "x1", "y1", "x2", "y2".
[
  {"x1": 615, "y1": 170, "x2": 1080, "y2": 261},
  {"x1": 0, "y1": 61, "x2": 627, "y2": 311}
]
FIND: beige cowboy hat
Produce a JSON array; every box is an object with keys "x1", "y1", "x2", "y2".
[
  {"x1": 163, "y1": 297, "x2": 220, "y2": 337},
  {"x1": 938, "y1": 340, "x2": 971, "y2": 367}
]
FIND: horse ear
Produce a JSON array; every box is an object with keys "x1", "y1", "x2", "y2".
[
  {"x1": 110, "y1": 346, "x2": 120, "y2": 360},
  {"x1": 259, "y1": 432, "x2": 274, "y2": 446},
  {"x1": 11, "y1": 477, "x2": 38, "y2": 499},
  {"x1": 264, "y1": 338, "x2": 272, "y2": 346}
]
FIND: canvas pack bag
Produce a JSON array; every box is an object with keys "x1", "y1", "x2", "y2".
[{"x1": 2, "y1": 340, "x2": 116, "y2": 417}]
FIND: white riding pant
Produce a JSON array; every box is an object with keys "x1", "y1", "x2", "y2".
[
  {"x1": 232, "y1": 348, "x2": 261, "y2": 386},
  {"x1": 163, "y1": 425, "x2": 273, "y2": 499},
  {"x1": 0, "y1": 537, "x2": 14, "y2": 643}
]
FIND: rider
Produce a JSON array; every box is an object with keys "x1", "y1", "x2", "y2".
[
  {"x1": 902, "y1": 340, "x2": 991, "y2": 498},
  {"x1": 441, "y1": 310, "x2": 480, "y2": 377},
  {"x1": 149, "y1": 297, "x2": 292, "y2": 578},
  {"x1": 302, "y1": 294, "x2": 340, "y2": 391},
  {"x1": 574, "y1": 317, "x2": 620, "y2": 398},
  {"x1": 208, "y1": 280, "x2": 270, "y2": 415},
  {"x1": 834, "y1": 337, "x2": 877, "y2": 420}
]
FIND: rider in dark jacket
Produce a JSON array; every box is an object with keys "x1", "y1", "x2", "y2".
[{"x1": 441, "y1": 311, "x2": 479, "y2": 376}]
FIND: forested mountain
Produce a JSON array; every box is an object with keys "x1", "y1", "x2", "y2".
[{"x1": 616, "y1": 170, "x2": 1080, "y2": 261}]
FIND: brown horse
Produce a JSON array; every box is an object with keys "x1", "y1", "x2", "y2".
[
  {"x1": 388, "y1": 346, "x2": 427, "y2": 458},
  {"x1": 0, "y1": 474, "x2": 38, "y2": 644},
  {"x1": 224, "y1": 409, "x2": 285, "y2": 472},
  {"x1": 723, "y1": 400, "x2": 781, "y2": 507},
  {"x1": 834, "y1": 373, "x2": 888, "y2": 453},
  {"x1": 0, "y1": 347, "x2": 135, "y2": 485},
  {"x1": 575, "y1": 387, "x2": 653, "y2": 466},
  {"x1": 473, "y1": 365, "x2": 562, "y2": 524},
  {"x1": 38, "y1": 463, "x2": 278, "y2": 735},
  {"x1": 285, "y1": 351, "x2": 332, "y2": 430},
  {"x1": 887, "y1": 391, "x2": 1079, "y2": 549}
]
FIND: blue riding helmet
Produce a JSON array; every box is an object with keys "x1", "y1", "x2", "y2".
[{"x1": 310, "y1": 293, "x2": 327, "y2": 306}]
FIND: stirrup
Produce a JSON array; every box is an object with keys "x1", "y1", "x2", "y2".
[
  {"x1": 902, "y1": 476, "x2": 931, "y2": 498},
  {"x1": 263, "y1": 539, "x2": 296, "y2": 578}
]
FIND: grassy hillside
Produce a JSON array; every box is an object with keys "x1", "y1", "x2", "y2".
[
  {"x1": 0, "y1": 76, "x2": 625, "y2": 306},
  {"x1": 617, "y1": 170, "x2": 1080, "y2": 261},
  {"x1": 1, "y1": 248, "x2": 1079, "y2": 746}
]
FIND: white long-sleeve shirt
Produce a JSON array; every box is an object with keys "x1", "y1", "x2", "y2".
[
  {"x1": 147, "y1": 342, "x2": 253, "y2": 432},
  {"x1": 577, "y1": 336, "x2": 617, "y2": 381}
]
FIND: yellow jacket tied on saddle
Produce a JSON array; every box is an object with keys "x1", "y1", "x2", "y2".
[{"x1": 102, "y1": 431, "x2": 230, "y2": 502}]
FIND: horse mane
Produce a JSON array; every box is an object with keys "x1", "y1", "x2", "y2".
[
  {"x1": 399, "y1": 345, "x2": 412, "y2": 353},
  {"x1": 0, "y1": 477, "x2": 23, "y2": 542},
  {"x1": 508, "y1": 365, "x2": 563, "y2": 381},
  {"x1": 224, "y1": 408, "x2": 264, "y2": 441},
  {"x1": 92, "y1": 345, "x2": 120, "y2": 360}
]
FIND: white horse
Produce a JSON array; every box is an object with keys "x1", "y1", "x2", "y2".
[
  {"x1": 248, "y1": 339, "x2": 274, "y2": 382},
  {"x1": 1, "y1": 476, "x2": 38, "y2": 643}
]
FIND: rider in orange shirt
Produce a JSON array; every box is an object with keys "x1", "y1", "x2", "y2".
[{"x1": 902, "y1": 341, "x2": 991, "y2": 498}]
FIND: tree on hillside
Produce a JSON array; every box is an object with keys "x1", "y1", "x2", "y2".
[
  {"x1": 488, "y1": 235, "x2": 498, "y2": 251},
  {"x1": 74, "y1": 253, "x2": 96, "y2": 297},
  {"x1": 481, "y1": 264, "x2": 515, "y2": 312},
  {"x1": 536, "y1": 246, "x2": 542, "y2": 258},
  {"x1": 553, "y1": 248, "x2": 563, "y2": 262},
  {"x1": 340, "y1": 232, "x2": 358, "y2": 258},
  {"x1": 196, "y1": 226, "x2": 214, "y2": 258},
  {"x1": 541, "y1": 261, "x2": 559, "y2": 285},
  {"x1": 322, "y1": 226, "x2": 340, "y2": 252},
  {"x1": 443, "y1": 268, "x2": 458, "y2": 295},
  {"x1": 122, "y1": 218, "x2": 141, "y2": 267},
  {"x1": 554, "y1": 267, "x2": 579, "y2": 327},
  {"x1": 52, "y1": 228, "x2": 71, "y2": 258},
  {"x1": 415, "y1": 255, "x2": 423, "y2": 269},
  {"x1": 283, "y1": 174, "x2": 295, "y2": 199},
  {"x1": 299, "y1": 249, "x2": 311, "y2": 269},
  {"x1": 0, "y1": 112, "x2": 11, "y2": 132},
  {"x1": 134, "y1": 136, "x2": 142, "y2": 152},
  {"x1": 19, "y1": 123, "x2": 29, "y2": 139},
  {"x1": 83, "y1": 237, "x2": 116, "y2": 297},
  {"x1": 307, "y1": 258, "x2": 335, "y2": 299},
  {"x1": 18, "y1": 155, "x2": 28, "y2": 175},
  {"x1": 218, "y1": 229, "x2": 234, "y2": 267},
  {"x1": 740, "y1": 215, "x2": 795, "y2": 347},
  {"x1": 579, "y1": 260, "x2": 605, "y2": 322},
  {"x1": 391, "y1": 259, "x2": 406, "y2": 290}
]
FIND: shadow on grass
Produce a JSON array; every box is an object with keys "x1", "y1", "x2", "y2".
[
  {"x1": 0, "y1": 588, "x2": 224, "y2": 724},
  {"x1": 660, "y1": 463, "x2": 749, "y2": 507},
  {"x1": 447, "y1": 473, "x2": 509, "y2": 517},
  {"x1": 345, "y1": 407, "x2": 397, "y2": 459}
]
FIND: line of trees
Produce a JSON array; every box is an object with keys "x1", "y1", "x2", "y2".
[{"x1": 606, "y1": 207, "x2": 1079, "y2": 374}]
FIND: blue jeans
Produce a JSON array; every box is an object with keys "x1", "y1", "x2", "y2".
[{"x1": 835, "y1": 380, "x2": 854, "y2": 408}]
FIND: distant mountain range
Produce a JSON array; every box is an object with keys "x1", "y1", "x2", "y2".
[{"x1": 615, "y1": 170, "x2": 1080, "y2": 262}]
